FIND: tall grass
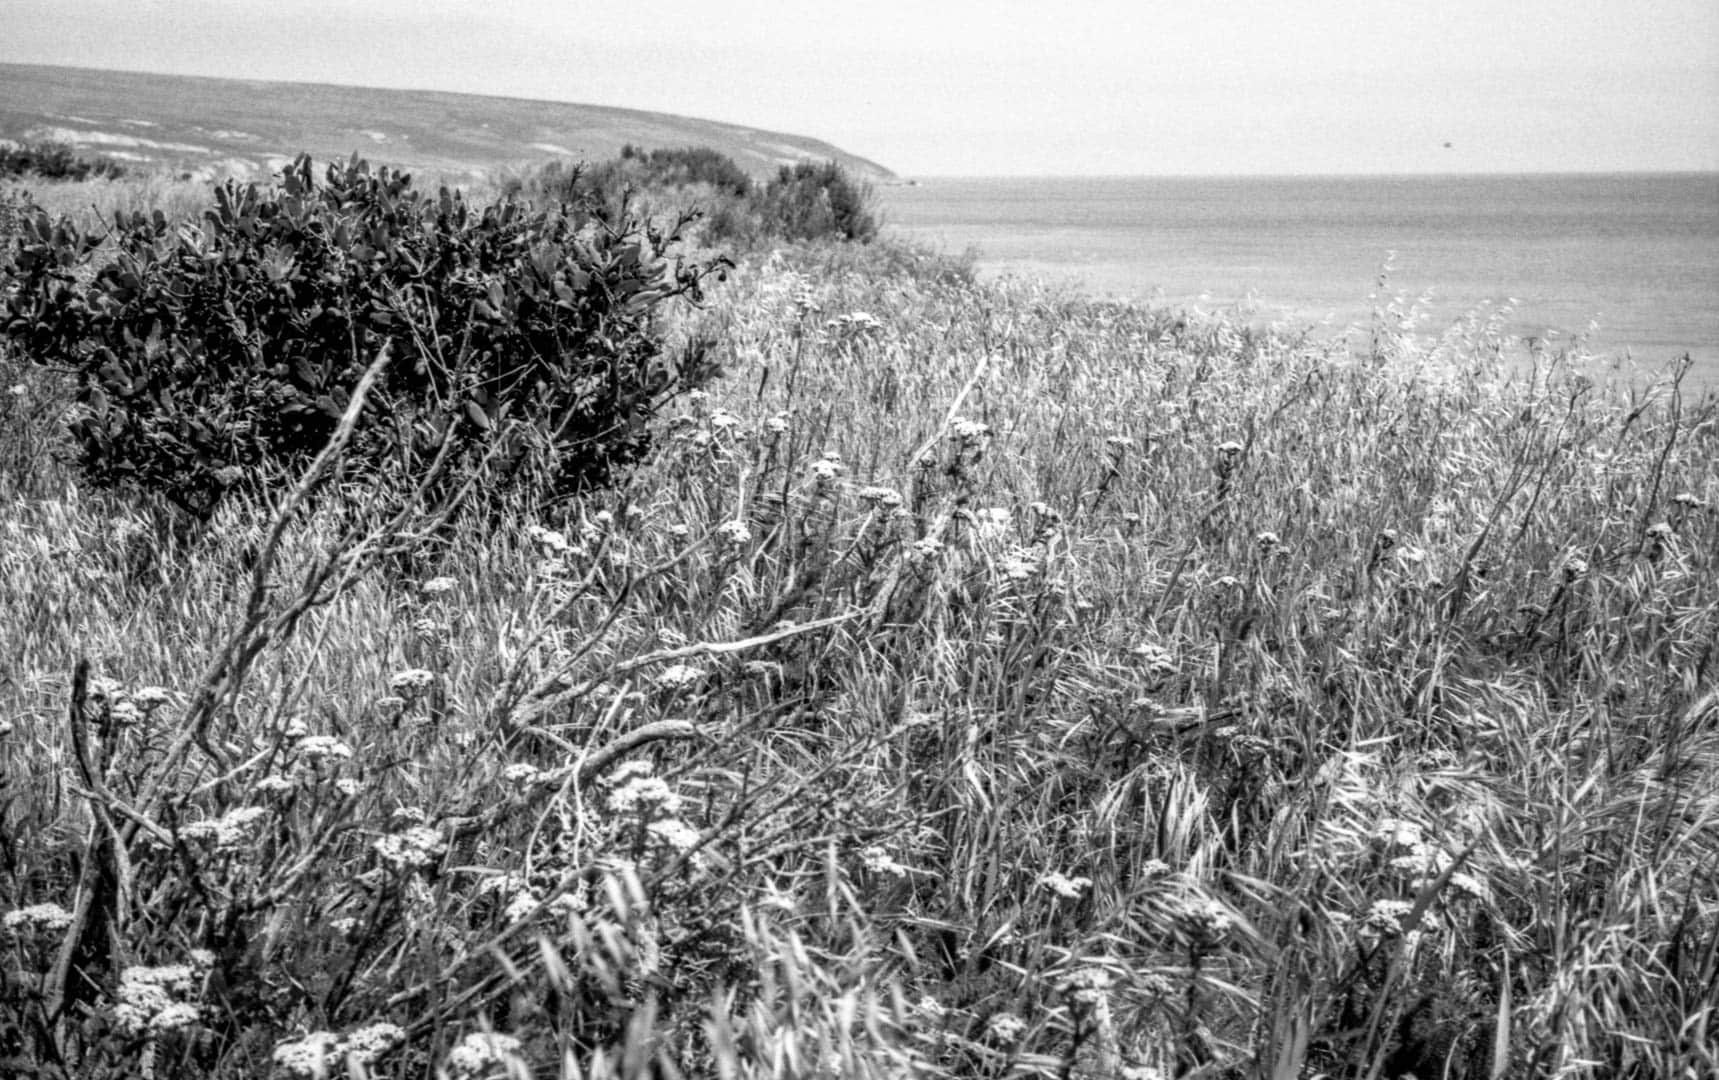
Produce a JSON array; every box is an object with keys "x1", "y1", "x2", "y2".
[{"x1": 0, "y1": 178, "x2": 1715, "y2": 1078}]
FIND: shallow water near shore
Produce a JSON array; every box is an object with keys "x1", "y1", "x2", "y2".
[{"x1": 881, "y1": 173, "x2": 1719, "y2": 387}]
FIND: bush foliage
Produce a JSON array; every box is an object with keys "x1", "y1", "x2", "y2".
[
  {"x1": 505, "y1": 147, "x2": 879, "y2": 249},
  {"x1": 0, "y1": 141, "x2": 128, "y2": 182},
  {"x1": 0, "y1": 155, "x2": 726, "y2": 520}
]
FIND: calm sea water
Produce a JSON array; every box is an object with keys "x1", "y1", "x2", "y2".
[{"x1": 880, "y1": 174, "x2": 1719, "y2": 384}]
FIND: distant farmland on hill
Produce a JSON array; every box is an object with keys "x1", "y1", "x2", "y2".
[{"x1": 0, "y1": 61, "x2": 897, "y2": 182}]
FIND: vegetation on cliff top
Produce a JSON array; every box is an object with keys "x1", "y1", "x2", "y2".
[{"x1": 0, "y1": 151, "x2": 1714, "y2": 1079}]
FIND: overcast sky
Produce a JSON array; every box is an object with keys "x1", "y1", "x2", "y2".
[{"x1": 4, "y1": 0, "x2": 1717, "y2": 176}]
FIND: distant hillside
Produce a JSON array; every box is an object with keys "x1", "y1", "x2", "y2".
[{"x1": 0, "y1": 62, "x2": 897, "y2": 184}]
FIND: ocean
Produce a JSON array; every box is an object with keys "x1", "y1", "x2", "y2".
[{"x1": 879, "y1": 173, "x2": 1719, "y2": 385}]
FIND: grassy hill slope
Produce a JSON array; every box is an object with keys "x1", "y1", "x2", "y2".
[{"x1": 0, "y1": 61, "x2": 897, "y2": 182}]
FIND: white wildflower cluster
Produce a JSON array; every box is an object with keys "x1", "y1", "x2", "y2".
[
  {"x1": 910, "y1": 537, "x2": 943, "y2": 562},
  {"x1": 133, "y1": 685, "x2": 173, "y2": 711},
  {"x1": 999, "y1": 548, "x2": 1039, "y2": 582},
  {"x1": 87, "y1": 676, "x2": 172, "y2": 728},
  {"x1": 342, "y1": 1023, "x2": 406, "y2": 1067},
  {"x1": 1037, "y1": 870, "x2": 1092, "y2": 900},
  {"x1": 974, "y1": 506, "x2": 1012, "y2": 539},
  {"x1": 389, "y1": 667, "x2": 436, "y2": 697},
  {"x1": 479, "y1": 873, "x2": 545, "y2": 924},
  {"x1": 1175, "y1": 897, "x2": 1234, "y2": 948},
  {"x1": 647, "y1": 818, "x2": 701, "y2": 853},
  {"x1": 1131, "y1": 642, "x2": 1178, "y2": 678},
  {"x1": 860, "y1": 845, "x2": 910, "y2": 878},
  {"x1": 373, "y1": 826, "x2": 447, "y2": 872},
  {"x1": 273, "y1": 1022, "x2": 405, "y2": 1078},
  {"x1": 293, "y1": 735, "x2": 353, "y2": 762},
  {"x1": 765, "y1": 411, "x2": 790, "y2": 435},
  {"x1": 653, "y1": 663, "x2": 706, "y2": 691},
  {"x1": 1364, "y1": 899, "x2": 1416, "y2": 936},
  {"x1": 420, "y1": 575, "x2": 458, "y2": 596},
  {"x1": 1375, "y1": 817, "x2": 1452, "y2": 880},
  {"x1": 526, "y1": 523, "x2": 569, "y2": 552},
  {"x1": 2, "y1": 902, "x2": 75, "y2": 935},
  {"x1": 254, "y1": 775, "x2": 297, "y2": 796},
  {"x1": 1104, "y1": 434, "x2": 1136, "y2": 453},
  {"x1": 950, "y1": 417, "x2": 990, "y2": 442},
  {"x1": 179, "y1": 806, "x2": 270, "y2": 851},
  {"x1": 742, "y1": 659, "x2": 783, "y2": 681},
  {"x1": 111, "y1": 963, "x2": 201, "y2": 1036},
  {"x1": 1028, "y1": 501, "x2": 1062, "y2": 527},
  {"x1": 501, "y1": 762, "x2": 543, "y2": 785},
  {"x1": 273, "y1": 1033, "x2": 341, "y2": 1077},
  {"x1": 446, "y1": 1032, "x2": 525, "y2": 1077},
  {"x1": 829, "y1": 310, "x2": 883, "y2": 334},
  {"x1": 606, "y1": 761, "x2": 683, "y2": 816},
  {"x1": 717, "y1": 519, "x2": 752, "y2": 547},
  {"x1": 857, "y1": 485, "x2": 904, "y2": 509},
  {"x1": 809, "y1": 452, "x2": 845, "y2": 483},
  {"x1": 986, "y1": 1011, "x2": 1027, "y2": 1043},
  {"x1": 1059, "y1": 966, "x2": 1113, "y2": 1006}
]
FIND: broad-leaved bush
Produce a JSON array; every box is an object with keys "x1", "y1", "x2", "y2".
[{"x1": 0, "y1": 155, "x2": 726, "y2": 519}]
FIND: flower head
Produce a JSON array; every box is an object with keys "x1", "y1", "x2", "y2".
[
  {"x1": 294, "y1": 735, "x2": 353, "y2": 762},
  {"x1": 950, "y1": 418, "x2": 991, "y2": 442},
  {"x1": 389, "y1": 668, "x2": 436, "y2": 697},
  {"x1": 132, "y1": 686, "x2": 173, "y2": 711},
  {"x1": 180, "y1": 806, "x2": 270, "y2": 851},
  {"x1": 607, "y1": 775, "x2": 682, "y2": 816},
  {"x1": 987, "y1": 1012, "x2": 1027, "y2": 1042},
  {"x1": 653, "y1": 664, "x2": 706, "y2": 691},
  {"x1": 860, "y1": 845, "x2": 910, "y2": 877},
  {"x1": 809, "y1": 457, "x2": 843, "y2": 482},
  {"x1": 858, "y1": 485, "x2": 903, "y2": 509},
  {"x1": 273, "y1": 1033, "x2": 341, "y2": 1078},
  {"x1": 342, "y1": 1023, "x2": 404, "y2": 1067},
  {"x1": 1364, "y1": 899, "x2": 1416, "y2": 935},
  {"x1": 447, "y1": 1032, "x2": 525, "y2": 1078},
  {"x1": 1037, "y1": 870, "x2": 1092, "y2": 900},
  {"x1": 3, "y1": 902, "x2": 74, "y2": 935},
  {"x1": 373, "y1": 826, "x2": 447, "y2": 871}
]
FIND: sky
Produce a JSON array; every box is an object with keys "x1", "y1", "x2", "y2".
[{"x1": 4, "y1": 0, "x2": 1717, "y2": 177}]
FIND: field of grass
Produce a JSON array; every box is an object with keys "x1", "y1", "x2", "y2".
[{"x1": 1, "y1": 171, "x2": 1716, "y2": 1079}]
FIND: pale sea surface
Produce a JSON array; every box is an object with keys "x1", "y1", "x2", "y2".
[{"x1": 880, "y1": 174, "x2": 1719, "y2": 386}]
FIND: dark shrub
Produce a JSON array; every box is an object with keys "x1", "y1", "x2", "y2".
[
  {"x1": 619, "y1": 144, "x2": 754, "y2": 198},
  {"x1": 504, "y1": 149, "x2": 879, "y2": 251},
  {"x1": 759, "y1": 160, "x2": 878, "y2": 243},
  {"x1": 0, "y1": 154, "x2": 727, "y2": 520},
  {"x1": 0, "y1": 141, "x2": 126, "y2": 181}
]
